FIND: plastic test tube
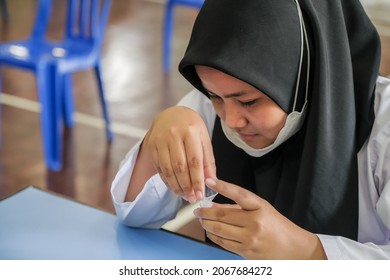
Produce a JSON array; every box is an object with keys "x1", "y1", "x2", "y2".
[{"x1": 199, "y1": 187, "x2": 218, "y2": 208}]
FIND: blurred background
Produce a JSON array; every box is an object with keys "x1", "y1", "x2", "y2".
[{"x1": 0, "y1": 0, "x2": 389, "y2": 239}]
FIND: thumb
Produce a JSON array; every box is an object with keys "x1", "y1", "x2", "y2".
[{"x1": 205, "y1": 178, "x2": 262, "y2": 211}]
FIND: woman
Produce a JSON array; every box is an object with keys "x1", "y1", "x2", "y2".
[{"x1": 111, "y1": 0, "x2": 390, "y2": 259}]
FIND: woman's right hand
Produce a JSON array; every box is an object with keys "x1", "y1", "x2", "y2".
[{"x1": 142, "y1": 106, "x2": 216, "y2": 203}]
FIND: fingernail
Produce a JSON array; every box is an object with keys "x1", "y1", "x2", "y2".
[
  {"x1": 188, "y1": 195, "x2": 196, "y2": 204},
  {"x1": 193, "y1": 208, "x2": 199, "y2": 217},
  {"x1": 195, "y1": 190, "x2": 203, "y2": 201},
  {"x1": 205, "y1": 178, "x2": 216, "y2": 187}
]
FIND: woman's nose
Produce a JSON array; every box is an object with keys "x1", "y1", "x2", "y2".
[{"x1": 224, "y1": 105, "x2": 247, "y2": 129}]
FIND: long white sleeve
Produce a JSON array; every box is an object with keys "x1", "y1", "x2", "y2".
[
  {"x1": 318, "y1": 235, "x2": 390, "y2": 259},
  {"x1": 110, "y1": 141, "x2": 184, "y2": 228},
  {"x1": 318, "y1": 76, "x2": 390, "y2": 259}
]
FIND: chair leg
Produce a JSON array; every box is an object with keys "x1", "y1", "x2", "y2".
[
  {"x1": 94, "y1": 63, "x2": 113, "y2": 141},
  {"x1": 36, "y1": 63, "x2": 62, "y2": 171},
  {"x1": 0, "y1": 0, "x2": 9, "y2": 24},
  {"x1": 163, "y1": 1, "x2": 175, "y2": 73},
  {"x1": 0, "y1": 65, "x2": 2, "y2": 146},
  {"x1": 62, "y1": 73, "x2": 75, "y2": 128},
  {"x1": 0, "y1": 92, "x2": 2, "y2": 146}
]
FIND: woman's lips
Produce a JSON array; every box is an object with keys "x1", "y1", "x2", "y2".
[{"x1": 238, "y1": 132, "x2": 257, "y2": 142}]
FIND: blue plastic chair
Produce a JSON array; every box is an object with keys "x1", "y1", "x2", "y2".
[
  {"x1": 162, "y1": 0, "x2": 204, "y2": 73},
  {"x1": 0, "y1": 0, "x2": 9, "y2": 24},
  {"x1": 0, "y1": 0, "x2": 113, "y2": 171}
]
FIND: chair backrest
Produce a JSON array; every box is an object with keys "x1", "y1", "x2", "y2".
[
  {"x1": 30, "y1": 0, "x2": 53, "y2": 40},
  {"x1": 29, "y1": 0, "x2": 111, "y2": 46},
  {"x1": 65, "y1": 0, "x2": 111, "y2": 46}
]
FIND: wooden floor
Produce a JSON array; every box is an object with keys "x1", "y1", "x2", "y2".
[{"x1": 0, "y1": 0, "x2": 390, "y2": 239}]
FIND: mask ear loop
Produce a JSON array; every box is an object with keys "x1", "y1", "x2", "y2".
[{"x1": 292, "y1": 0, "x2": 310, "y2": 112}]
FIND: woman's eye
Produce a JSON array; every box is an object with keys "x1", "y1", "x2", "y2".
[{"x1": 239, "y1": 99, "x2": 257, "y2": 107}]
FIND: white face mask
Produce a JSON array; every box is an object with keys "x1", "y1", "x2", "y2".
[
  {"x1": 220, "y1": 101, "x2": 308, "y2": 157},
  {"x1": 221, "y1": 0, "x2": 310, "y2": 158}
]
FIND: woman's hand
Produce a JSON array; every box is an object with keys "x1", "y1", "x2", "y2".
[
  {"x1": 194, "y1": 178, "x2": 327, "y2": 259},
  {"x1": 143, "y1": 106, "x2": 216, "y2": 203}
]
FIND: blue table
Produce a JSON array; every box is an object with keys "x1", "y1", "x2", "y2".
[{"x1": 0, "y1": 187, "x2": 243, "y2": 260}]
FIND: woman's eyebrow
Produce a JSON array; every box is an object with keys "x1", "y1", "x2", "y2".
[{"x1": 207, "y1": 89, "x2": 250, "y2": 99}]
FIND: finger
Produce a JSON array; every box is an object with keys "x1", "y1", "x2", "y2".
[
  {"x1": 184, "y1": 132, "x2": 206, "y2": 200},
  {"x1": 156, "y1": 166, "x2": 168, "y2": 184},
  {"x1": 148, "y1": 140, "x2": 161, "y2": 172},
  {"x1": 202, "y1": 134, "x2": 217, "y2": 181},
  {"x1": 213, "y1": 203, "x2": 242, "y2": 209},
  {"x1": 147, "y1": 141, "x2": 171, "y2": 190},
  {"x1": 206, "y1": 232, "x2": 243, "y2": 256},
  {"x1": 156, "y1": 143, "x2": 183, "y2": 196},
  {"x1": 205, "y1": 178, "x2": 261, "y2": 211},
  {"x1": 194, "y1": 206, "x2": 248, "y2": 227},
  {"x1": 201, "y1": 218, "x2": 244, "y2": 243},
  {"x1": 149, "y1": 143, "x2": 170, "y2": 186},
  {"x1": 169, "y1": 139, "x2": 194, "y2": 199}
]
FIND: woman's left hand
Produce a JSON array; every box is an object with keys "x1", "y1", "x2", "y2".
[{"x1": 193, "y1": 178, "x2": 327, "y2": 260}]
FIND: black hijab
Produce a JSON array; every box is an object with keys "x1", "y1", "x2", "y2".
[{"x1": 179, "y1": 0, "x2": 381, "y2": 239}]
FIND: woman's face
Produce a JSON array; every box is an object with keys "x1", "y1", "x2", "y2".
[{"x1": 195, "y1": 65, "x2": 287, "y2": 149}]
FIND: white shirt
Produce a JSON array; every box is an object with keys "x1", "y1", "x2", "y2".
[{"x1": 111, "y1": 76, "x2": 390, "y2": 259}]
